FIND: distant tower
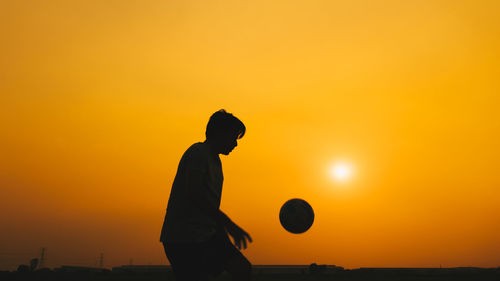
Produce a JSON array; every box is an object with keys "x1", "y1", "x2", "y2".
[
  {"x1": 99, "y1": 253, "x2": 104, "y2": 268},
  {"x1": 39, "y1": 248, "x2": 46, "y2": 268}
]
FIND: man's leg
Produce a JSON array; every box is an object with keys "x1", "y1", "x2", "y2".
[
  {"x1": 203, "y1": 233, "x2": 252, "y2": 281},
  {"x1": 224, "y1": 251, "x2": 252, "y2": 281},
  {"x1": 215, "y1": 234, "x2": 252, "y2": 281},
  {"x1": 163, "y1": 242, "x2": 209, "y2": 281}
]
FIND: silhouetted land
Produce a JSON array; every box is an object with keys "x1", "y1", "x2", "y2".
[{"x1": 2, "y1": 265, "x2": 500, "y2": 281}]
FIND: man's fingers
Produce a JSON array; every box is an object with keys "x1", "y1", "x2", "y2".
[
  {"x1": 245, "y1": 232, "x2": 253, "y2": 243},
  {"x1": 230, "y1": 227, "x2": 252, "y2": 250}
]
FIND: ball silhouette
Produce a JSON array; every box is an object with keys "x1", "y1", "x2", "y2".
[{"x1": 279, "y1": 198, "x2": 315, "y2": 234}]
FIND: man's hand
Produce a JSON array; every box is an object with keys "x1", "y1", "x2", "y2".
[{"x1": 225, "y1": 221, "x2": 252, "y2": 250}]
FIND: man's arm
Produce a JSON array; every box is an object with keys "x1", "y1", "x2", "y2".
[{"x1": 186, "y1": 168, "x2": 252, "y2": 249}]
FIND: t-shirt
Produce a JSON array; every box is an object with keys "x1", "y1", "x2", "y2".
[{"x1": 160, "y1": 142, "x2": 224, "y2": 243}]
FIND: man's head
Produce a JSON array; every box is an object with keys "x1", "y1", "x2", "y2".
[{"x1": 206, "y1": 109, "x2": 246, "y2": 155}]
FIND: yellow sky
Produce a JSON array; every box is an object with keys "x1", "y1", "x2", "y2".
[{"x1": 1, "y1": 0, "x2": 500, "y2": 269}]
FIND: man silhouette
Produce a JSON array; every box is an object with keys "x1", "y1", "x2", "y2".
[{"x1": 160, "y1": 110, "x2": 252, "y2": 281}]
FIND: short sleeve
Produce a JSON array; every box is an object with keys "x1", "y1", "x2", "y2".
[{"x1": 183, "y1": 145, "x2": 207, "y2": 173}]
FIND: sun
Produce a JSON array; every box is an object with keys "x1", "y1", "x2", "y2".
[{"x1": 329, "y1": 162, "x2": 353, "y2": 182}]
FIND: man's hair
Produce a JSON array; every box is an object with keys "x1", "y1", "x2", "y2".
[{"x1": 206, "y1": 109, "x2": 246, "y2": 140}]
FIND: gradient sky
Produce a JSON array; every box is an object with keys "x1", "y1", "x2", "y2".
[{"x1": 1, "y1": 0, "x2": 500, "y2": 270}]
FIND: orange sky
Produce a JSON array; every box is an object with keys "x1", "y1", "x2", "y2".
[{"x1": 1, "y1": 0, "x2": 500, "y2": 270}]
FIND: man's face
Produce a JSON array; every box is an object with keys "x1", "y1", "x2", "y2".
[{"x1": 218, "y1": 132, "x2": 239, "y2": 155}]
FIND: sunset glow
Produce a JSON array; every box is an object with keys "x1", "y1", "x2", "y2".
[
  {"x1": 329, "y1": 162, "x2": 353, "y2": 182},
  {"x1": 1, "y1": 0, "x2": 500, "y2": 271}
]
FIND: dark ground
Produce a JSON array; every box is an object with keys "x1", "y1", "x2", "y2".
[{"x1": 2, "y1": 268, "x2": 500, "y2": 281}]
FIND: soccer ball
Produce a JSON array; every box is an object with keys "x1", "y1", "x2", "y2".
[{"x1": 279, "y1": 198, "x2": 314, "y2": 234}]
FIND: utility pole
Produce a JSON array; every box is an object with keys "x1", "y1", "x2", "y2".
[
  {"x1": 99, "y1": 253, "x2": 104, "y2": 268},
  {"x1": 39, "y1": 248, "x2": 46, "y2": 268}
]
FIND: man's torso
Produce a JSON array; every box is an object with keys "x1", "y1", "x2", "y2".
[{"x1": 160, "y1": 142, "x2": 223, "y2": 243}]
